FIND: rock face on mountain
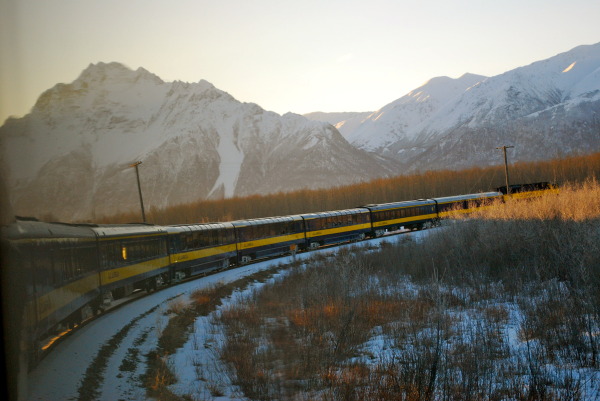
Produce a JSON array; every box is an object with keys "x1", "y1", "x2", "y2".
[
  {"x1": 0, "y1": 62, "x2": 396, "y2": 222},
  {"x1": 321, "y1": 43, "x2": 600, "y2": 172}
]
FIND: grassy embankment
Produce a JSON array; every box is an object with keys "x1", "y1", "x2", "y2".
[{"x1": 206, "y1": 179, "x2": 600, "y2": 400}]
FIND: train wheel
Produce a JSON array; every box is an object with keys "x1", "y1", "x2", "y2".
[{"x1": 145, "y1": 277, "x2": 157, "y2": 293}]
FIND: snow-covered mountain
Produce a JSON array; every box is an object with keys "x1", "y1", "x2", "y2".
[
  {"x1": 0, "y1": 63, "x2": 396, "y2": 221},
  {"x1": 341, "y1": 73, "x2": 487, "y2": 156},
  {"x1": 303, "y1": 111, "x2": 374, "y2": 145},
  {"x1": 324, "y1": 43, "x2": 600, "y2": 171}
]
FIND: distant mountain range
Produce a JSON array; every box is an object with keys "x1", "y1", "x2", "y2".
[
  {"x1": 0, "y1": 63, "x2": 395, "y2": 221},
  {"x1": 1, "y1": 43, "x2": 599, "y2": 221},
  {"x1": 305, "y1": 43, "x2": 600, "y2": 172}
]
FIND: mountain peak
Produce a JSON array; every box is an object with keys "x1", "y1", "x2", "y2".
[
  {"x1": 458, "y1": 72, "x2": 487, "y2": 82},
  {"x1": 421, "y1": 73, "x2": 486, "y2": 88},
  {"x1": 76, "y1": 62, "x2": 163, "y2": 86}
]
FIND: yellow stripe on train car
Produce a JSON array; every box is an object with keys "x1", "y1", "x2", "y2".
[
  {"x1": 34, "y1": 273, "x2": 100, "y2": 322},
  {"x1": 171, "y1": 244, "x2": 237, "y2": 263},
  {"x1": 503, "y1": 188, "x2": 560, "y2": 201},
  {"x1": 371, "y1": 214, "x2": 437, "y2": 228},
  {"x1": 238, "y1": 232, "x2": 306, "y2": 250},
  {"x1": 100, "y1": 256, "x2": 171, "y2": 285},
  {"x1": 438, "y1": 208, "x2": 474, "y2": 218},
  {"x1": 305, "y1": 222, "x2": 372, "y2": 238}
]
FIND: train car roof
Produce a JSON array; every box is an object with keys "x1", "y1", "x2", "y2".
[
  {"x1": 2, "y1": 219, "x2": 97, "y2": 241},
  {"x1": 164, "y1": 222, "x2": 235, "y2": 234},
  {"x1": 230, "y1": 215, "x2": 304, "y2": 227},
  {"x1": 363, "y1": 199, "x2": 436, "y2": 211},
  {"x1": 90, "y1": 223, "x2": 167, "y2": 238},
  {"x1": 299, "y1": 208, "x2": 370, "y2": 220},
  {"x1": 432, "y1": 192, "x2": 502, "y2": 203}
]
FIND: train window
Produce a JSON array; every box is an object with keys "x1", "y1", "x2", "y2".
[
  {"x1": 315, "y1": 219, "x2": 322, "y2": 230},
  {"x1": 240, "y1": 227, "x2": 250, "y2": 242},
  {"x1": 245, "y1": 226, "x2": 252, "y2": 242}
]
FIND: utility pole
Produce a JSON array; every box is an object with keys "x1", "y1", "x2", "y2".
[
  {"x1": 129, "y1": 161, "x2": 146, "y2": 223},
  {"x1": 496, "y1": 145, "x2": 514, "y2": 195}
]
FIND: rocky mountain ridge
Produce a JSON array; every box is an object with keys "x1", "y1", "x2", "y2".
[
  {"x1": 310, "y1": 43, "x2": 600, "y2": 171},
  {"x1": 0, "y1": 63, "x2": 396, "y2": 221}
]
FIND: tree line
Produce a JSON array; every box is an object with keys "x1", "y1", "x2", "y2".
[{"x1": 99, "y1": 151, "x2": 600, "y2": 225}]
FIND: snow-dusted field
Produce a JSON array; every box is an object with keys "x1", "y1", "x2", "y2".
[
  {"x1": 24, "y1": 222, "x2": 600, "y2": 400},
  {"x1": 25, "y1": 232, "x2": 416, "y2": 401}
]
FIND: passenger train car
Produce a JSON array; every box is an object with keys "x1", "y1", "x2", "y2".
[
  {"x1": 166, "y1": 223, "x2": 237, "y2": 279},
  {"x1": 301, "y1": 208, "x2": 371, "y2": 249},
  {"x1": 92, "y1": 224, "x2": 170, "y2": 299},
  {"x1": 2, "y1": 186, "x2": 554, "y2": 375},
  {"x1": 232, "y1": 215, "x2": 305, "y2": 263},
  {"x1": 432, "y1": 192, "x2": 501, "y2": 219},
  {"x1": 365, "y1": 199, "x2": 438, "y2": 236}
]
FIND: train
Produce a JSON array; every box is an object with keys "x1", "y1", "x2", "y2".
[{"x1": 1, "y1": 185, "x2": 555, "y2": 376}]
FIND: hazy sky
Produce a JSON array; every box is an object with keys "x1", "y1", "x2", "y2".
[{"x1": 1, "y1": 0, "x2": 599, "y2": 124}]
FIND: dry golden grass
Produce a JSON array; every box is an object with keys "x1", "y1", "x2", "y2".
[{"x1": 471, "y1": 177, "x2": 600, "y2": 222}]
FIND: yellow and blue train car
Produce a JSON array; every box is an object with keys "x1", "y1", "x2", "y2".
[
  {"x1": 2, "y1": 219, "x2": 101, "y2": 362},
  {"x1": 364, "y1": 199, "x2": 437, "y2": 236},
  {"x1": 432, "y1": 192, "x2": 502, "y2": 218},
  {"x1": 166, "y1": 223, "x2": 237, "y2": 279},
  {"x1": 232, "y1": 216, "x2": 305, "y2": 263},
  {"x1": 300, "y1": 208, "x2": 372, "y2": 249},
  {"x1": 91, "y1": 224, "x2": 170, "y2": 299}
]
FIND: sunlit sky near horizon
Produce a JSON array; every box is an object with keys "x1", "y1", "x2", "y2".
[{"x1": 1, "y1": 0, "x2": 599, "y2": 124}]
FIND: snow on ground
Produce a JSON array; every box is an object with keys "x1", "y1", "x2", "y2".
[
  {"x1": 25, "y1": 230, "x2": 421, "y2": 401},
  {"x1": 25, "y1": 224, "x2": 600, "y2": 400}
]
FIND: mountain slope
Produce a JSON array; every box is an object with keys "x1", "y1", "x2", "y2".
[
  {"x1": 339, "y1": 43, "x2": 600, "y2": 171},
  {"x1": 0, "y1": 63, "x2": 396, "y2": 222},
  {"x1": 407, "y1": 43, "x2": 600, "y2": 171}
]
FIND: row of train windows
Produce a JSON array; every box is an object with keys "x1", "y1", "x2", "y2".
[
  {"x1": 307, "y1": 213, "x2": 369, "y2": 231},
  {"x1": 374, "y1": 206, "x2": 434, "y2": 221},
  {"x1": 438, "y1": 201, "x2": 469, "y2": 212},
  {"x1": 29, "y1": 245, "x2": 97, "y2": 287},
  {"x1": 237, "y1": 221, "x2": 303, "y2": 242},
  {"x1": 175, "y1": 229, "x2": 235, "y2": 251},
  {"x1": 99, "y1": 238, "x2": 167, "y2": 269}
]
